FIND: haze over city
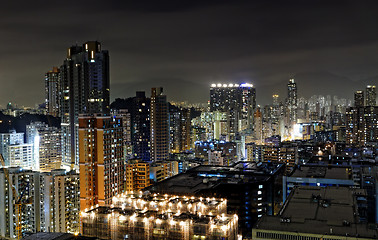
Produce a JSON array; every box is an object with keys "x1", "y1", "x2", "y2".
[
  {"x1": 0, "y1": 1, "x2": 377, "y2": 240},
  {"x1": 1, "y1": 0, "x2": 378, "y2": 107}
]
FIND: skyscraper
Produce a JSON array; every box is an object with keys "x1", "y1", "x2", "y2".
[
  {"x1": 366, "y1": 85, "x2": 376, "y2": 106},
  {"x1": 45, "y1": 67, "x2": 60, "y2": 117},
  {"x1": 209, "y1": 83, "x2": 256, "y2": 137},
  {"x1": 150, "y1": 87, "x2": 169, "y2": 161},
  {"x1": 60, "y1": 41, "x2": 110, "y2": 168},
  {"x1": 79, "y1": 115, "x2": 124, "y2": 210},
  {"x1": 131, "y1": 91, "x2": 150, "y2": 160},
  {"x1": 354, "y1": 90, "x2": 364, "y2": 107},
  {"x1": 287, "y1": 79, "x2": 297, "y2": 123}
]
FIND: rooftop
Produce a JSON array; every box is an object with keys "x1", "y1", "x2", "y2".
[
  {"x1": 255, "y1": 186, "x2": 378, "y2": 239},
  {"x1": 147, "y1": 161, "x2": 284, "y2": 194},
  {"x1": 290, "y1": 165, "x2": 351, "y2": 180}
]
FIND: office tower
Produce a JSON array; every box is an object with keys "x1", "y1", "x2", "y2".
[
  {"x1": 354, "y1": 90, "x2": 364, "y2": 107},
  {"x1": 79, "y1": 115, "x2": 124, "y2": 210},
  {"x1": 210, "y1": 83, "x2": 256, "y2": 137},
  {"x1": 366, "y1": 85, "x2": 376, "y2": 106},
  {"x1": 26, "y1": 122, "x2": 62, "y2": 171},
  {"x1": 45, "y1": 67, "x2": 60, "y2": 117},
  {"x1": 60, "y1": 41, "x2": 110, "y2": 168},
  {"x1": 0, "y1": 130, "x2": 24, "y2": 165},
  {"x1": 150, "y1": 87, "x2": 169, "y2": 161},
  {"x1": 131, "y1": 91, "x2": 150, "y2": 160},
  {"x1": 287, "y1": 78, "x2": 297, "y2": 123},
  {"x1": 81, "y1": 193, "x2": 238, "y2": 240}
]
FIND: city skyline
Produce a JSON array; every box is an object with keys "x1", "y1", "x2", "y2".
[{"x1": 1, "y1": 1, "x2": 378, "y2": 107}]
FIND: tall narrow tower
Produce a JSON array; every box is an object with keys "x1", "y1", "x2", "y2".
[
  {"x1": 287, "y1": 79, "x2": 297, "y2": 123},
  {"x1": 45, "y1": 67, "x2": 60, "y2": 117},
  {"x1": 354, "y1": 90, "x2": 364, "y2": 107},
  {"x1": 366, "y1": 85, "x2": 376, "y2": 106},
  {"x1": 150, "y1": 87, "x2": 169, "y2": 161},
  {"x1": 60, "y1": 41, "x2": 110, "y2": 168}
]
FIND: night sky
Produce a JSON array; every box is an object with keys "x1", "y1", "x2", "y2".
[{"x1": 1, "y1": 0, "x2": 378, "y2": 107}]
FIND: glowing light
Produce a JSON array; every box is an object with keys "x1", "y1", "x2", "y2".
[{"x1": 240, "y1": 83, "x2": 253, "y2": 88}]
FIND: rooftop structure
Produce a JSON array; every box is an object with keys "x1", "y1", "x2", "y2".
[
  {"x1": 253, "y1": 186, "x2": 378, "y2": 240},
  {"x1": 284, "y1": 165, "x2": 355, "y2": 201},
  {"x1": 81, "y1": 192, "x2": 238, "y2": 240}
]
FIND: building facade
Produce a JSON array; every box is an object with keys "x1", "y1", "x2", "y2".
[{"x1": 79, "y1": 115, "x2": 124, "y2": 210}]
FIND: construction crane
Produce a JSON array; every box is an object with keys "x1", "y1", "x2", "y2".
[{"x1": 0, "y1": 154, "x2": 30, "y2": 240}]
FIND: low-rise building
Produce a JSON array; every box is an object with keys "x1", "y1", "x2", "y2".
[{"x1": 253, "y1": 186, "x2": 378, "y2": 240}]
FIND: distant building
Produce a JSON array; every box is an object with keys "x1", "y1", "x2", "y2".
[
  {"x1": 346, "y1": 106, "x2": 378, "y2": 146},
  {"x1": 366, "y1": 85, "x2": 376, "y2": 106},
  {"x1": 45, "y1": 67, "x2": 60, "y2": 117},
  {"x1": 253, "y1": 186, "x2": 377, "y2": 240},
  {"x1": 354, "y1": 90, "x2": 364, "y2": 107},
  {"x1": 79, "y1": 115, "x2": 124, "y2": 210},
  {"x1": 210, "y1": 83, "x2": 256, "y2": 138},
  {"x1": 287, "y1": 79, "x2": 298, "y2": 123}
]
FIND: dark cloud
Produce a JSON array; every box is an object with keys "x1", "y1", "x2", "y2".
[{"x1": 0, "y1": 0, "x2": 378, "y2": 107}]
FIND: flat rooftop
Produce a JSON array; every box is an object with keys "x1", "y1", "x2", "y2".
[
  {"x1": 255, "y1": 186, "x2": 377, "y2": 239},
  {"x1": 291, "y1": 165, "x2": 351, "y2": 180},
  {"x1": 147, "y1": 161, "x2": 284, "y2": 194}
]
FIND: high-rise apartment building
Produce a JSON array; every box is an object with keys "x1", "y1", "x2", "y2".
[
  {"x1": 287, "y1": 79, "x2": 297, "y2": 123},
  {"x1": 79, "y1": 115, "x2": 124, "y2": 210},
  {"x1": 6, "y1": 144, "x2": 34, "y2": 169},
  {"x1": 150, "y1": 88, "x2": 169, "y2": 161},
  {"x1": 170, "y1": 105, "x2": 191, "y2": 153},
  {"x1": 60, "y1": 41, "x2": 110, "y2": 168},
  {"x1": 346, "y1": 106, "x2": 378, "y2": 146},
  {"x1": 45, "y1": 67, "x2": 60, "y2": 117},
  {"x1": 131, "y1": 91, "x2": 150, "y2": 160},
  {"x1": 0, "y1": 167, "x2": 80, "y2": 238},
  {"x1": 354, "y1": 90, "x2": 364, "y2": 107},
  {"x1": 366, "y1": 85, "x2": 376, "y2": 106},
  {"x1": 0, "y1": 130, "x2": 24, "y2": 165},
  {"x1": 40, "y1": 169, "x2": 80, "y2": 234},
  {"x1": 210, "y1": 83, "x2": 256, "y2": 137},
  {"x1": 26, "y1": 122, "x2": 62, "y2": 171}
]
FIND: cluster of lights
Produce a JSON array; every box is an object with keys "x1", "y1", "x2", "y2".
[
  {"x1": 210, "y1": 83, "x2": 253, "y2": 88},
  {"x1": 81, "y1": 192, "x2": 238, "y2": 238}
]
